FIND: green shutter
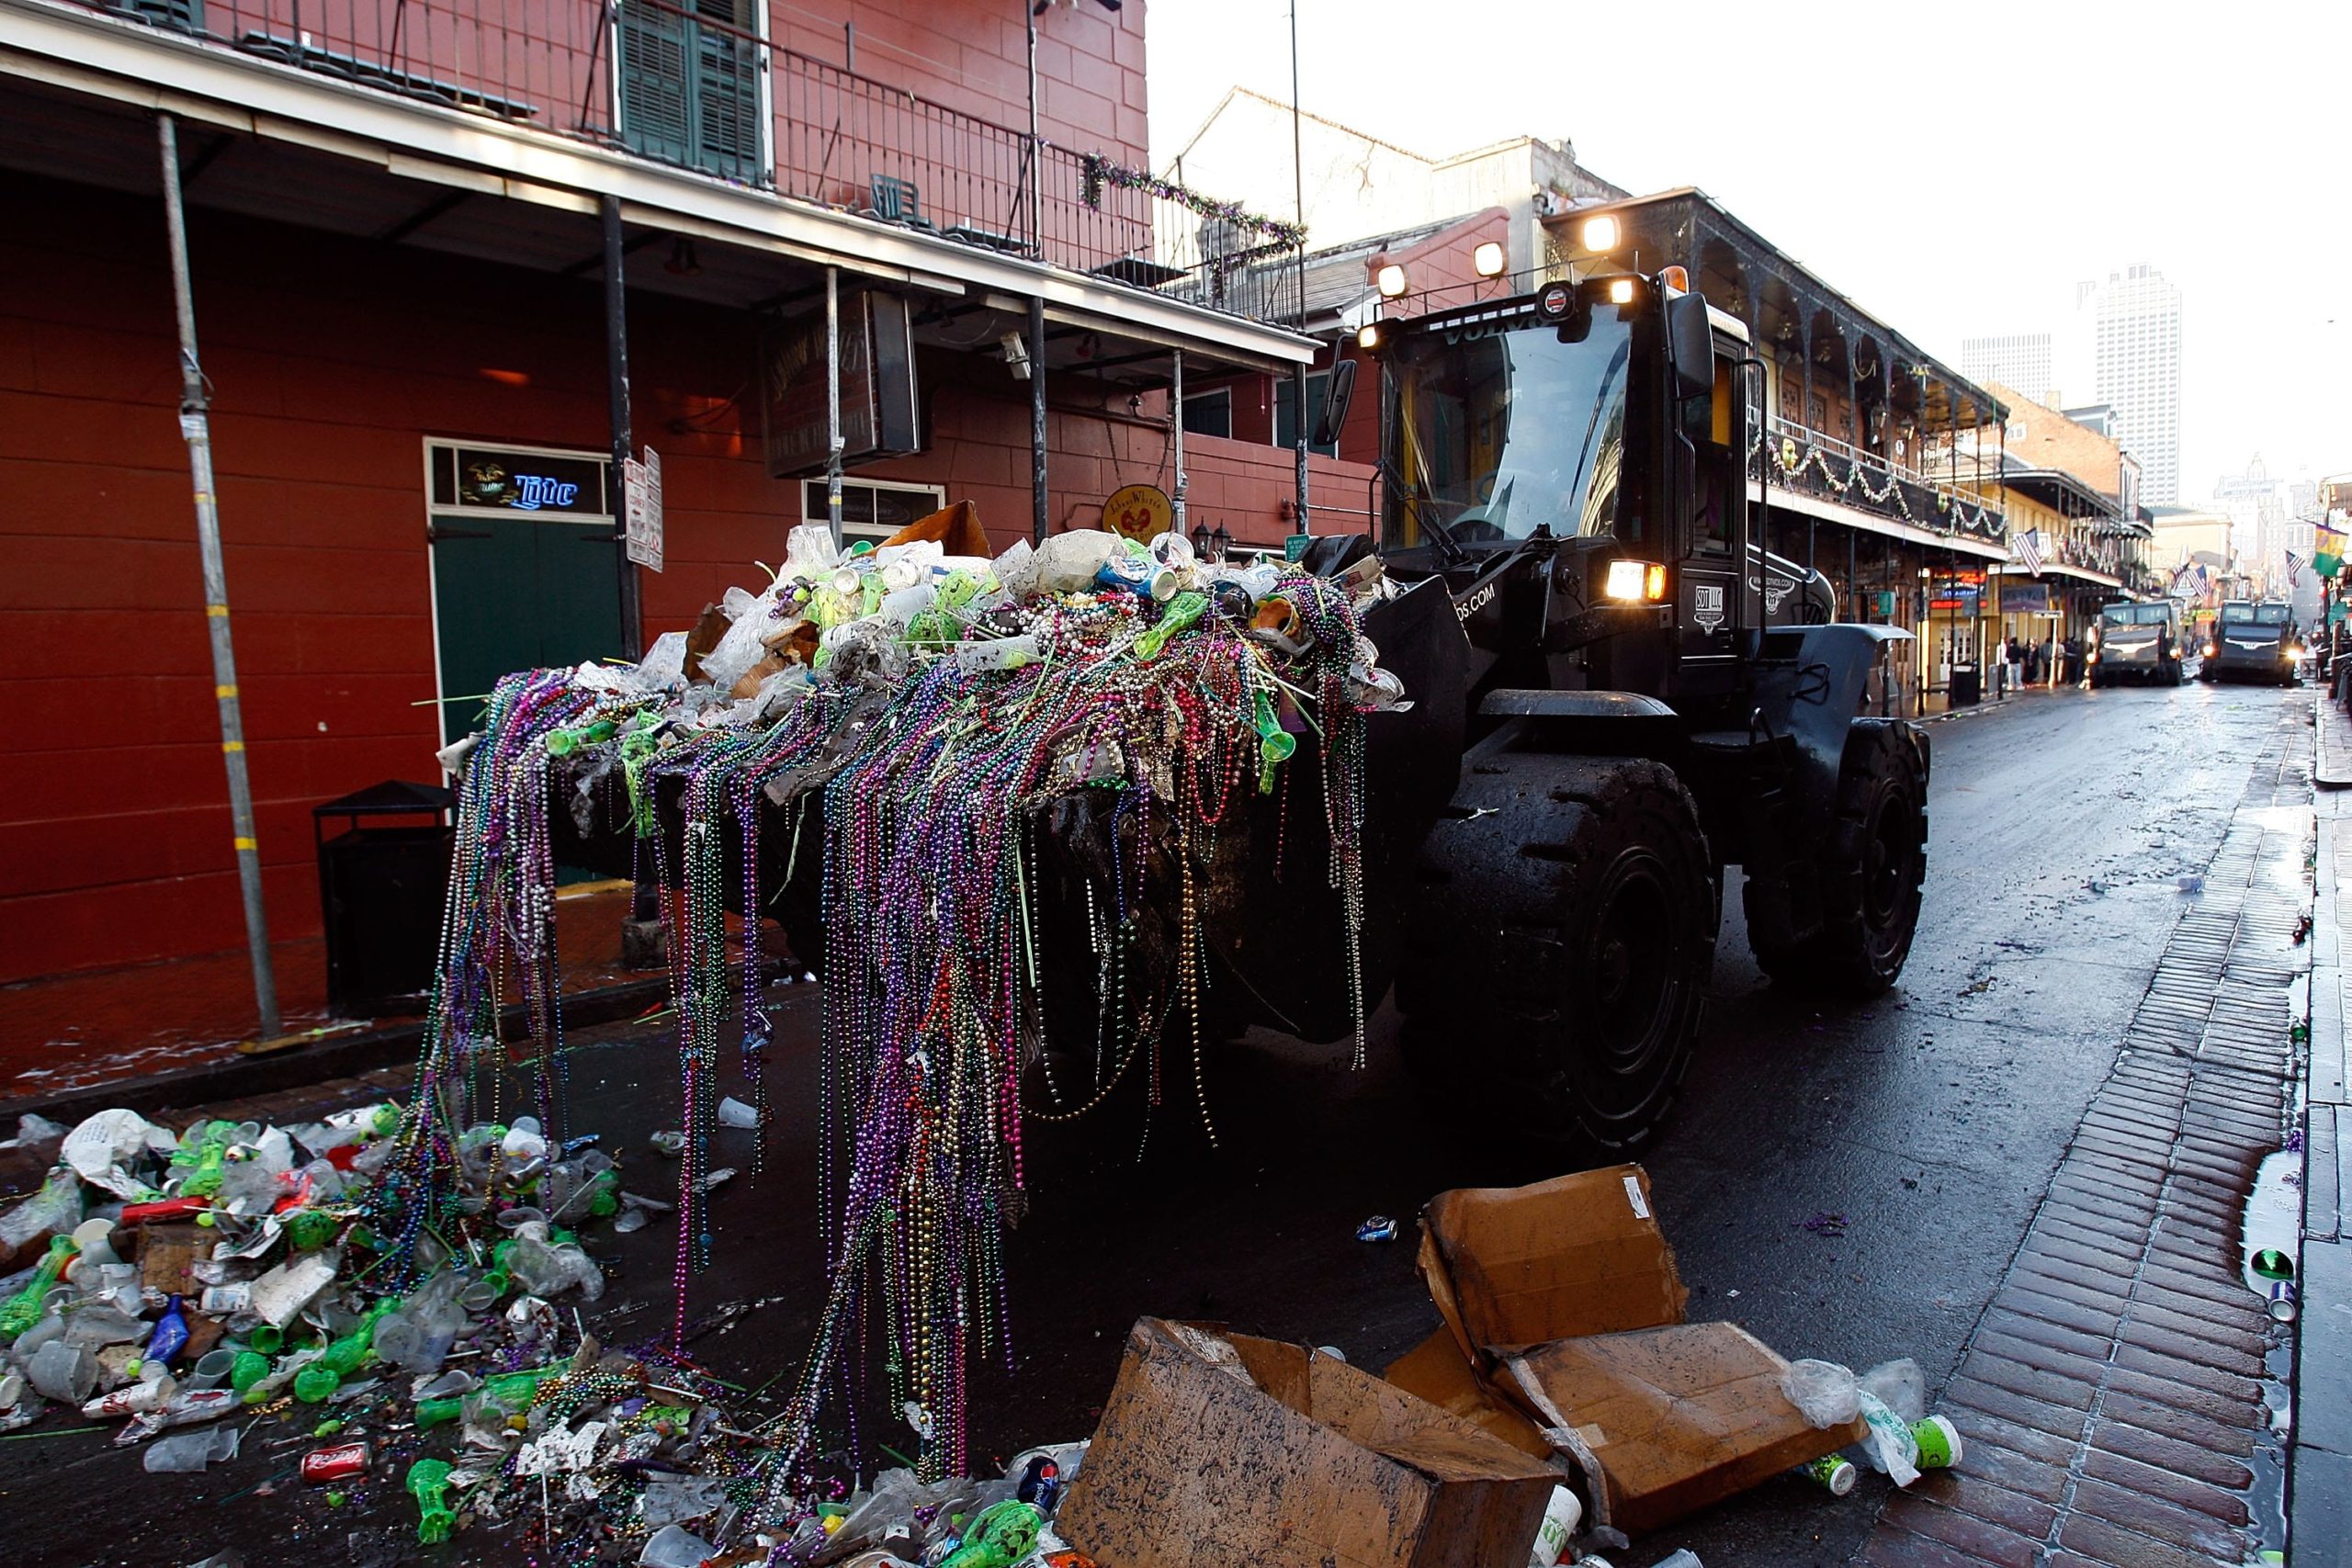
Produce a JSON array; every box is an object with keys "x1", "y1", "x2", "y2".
[
  {"x1": 618, "y1": 0, "x2": 694, "y2": 167},
  {"x1": 619, "y1": 0, "x2": 763, "y2": 181}
]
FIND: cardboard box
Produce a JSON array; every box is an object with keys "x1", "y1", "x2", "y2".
[
  {"x1": 1387, "y1": 1165, "x2": 1866, "y2": 1539},
  {"x1": 1058, "y1": 1317, "x2": 1563, "y2": 1568}
]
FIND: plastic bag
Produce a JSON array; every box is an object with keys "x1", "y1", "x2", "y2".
[
  {"x1": 0, "y1": 1168, "x2": 83, "y2": 1252},
  {"x1": 1853, "y1": 1389, "x2": 1922, "y2": 1486},
  {"x1": 1780, "y1": 1359, "x2": 1861, "y2": 1429},
  {"x1": 1860, "y1": 1358, "x2": 1927, "y2": 1424},
  {"x1": 143, "y1": 1423, "x2": 241, "y2": 1472}
]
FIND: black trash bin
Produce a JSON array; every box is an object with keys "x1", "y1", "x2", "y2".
[
  {"x1": 314, "y1": 780, "x2": 456, "y2": 1017},
  {"x1": 1949, "y1": 665, "x2": 1981, "y2": 707}
]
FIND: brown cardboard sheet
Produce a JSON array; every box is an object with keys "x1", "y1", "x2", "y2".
[{"x1": 1059, "y1": 1317, "x2": 1560, "y2": 1568}]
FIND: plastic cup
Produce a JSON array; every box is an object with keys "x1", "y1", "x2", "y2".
[
  {"x1": 249, "y1": 1325, "x2": 283, "y2": 1355},
  {"x1": 1911, "y1": 1415, "x2": 1962, "y2": 1470},
  {"x1": 189, "y1": 1348, "x2": 239, "y2": 1390}
]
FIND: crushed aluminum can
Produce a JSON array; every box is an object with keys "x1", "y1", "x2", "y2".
[
  {"x1": 300, "y1": 1440, "x2": 371, "y2": 1484},
  {"x1": 1354, "y1": 1215, "x2": 1399, "y2": 1244}
]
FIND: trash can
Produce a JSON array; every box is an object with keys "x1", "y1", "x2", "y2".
[
  {"x1": 1949, "y1": 665, "x2": 1981, "y2": 707},
  {"x1": 314, "y1": 780, "x2": 456, "y2": 1017}
]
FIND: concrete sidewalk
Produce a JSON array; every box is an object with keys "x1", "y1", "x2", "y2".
[
  {"x1": 2297, "y1": 756, "x2": 2352, "y2": 1564},
  {"x1": 1859, "y1": 698, "x2": 2312, "y2": 1566}
]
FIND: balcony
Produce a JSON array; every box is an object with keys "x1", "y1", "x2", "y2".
[
  {"x1": 1752, "y1": 417, "x2": 2007, "y2": 550},
  {"x1": 59, "y1": 0, "x2": 1300, "y2": 326}
]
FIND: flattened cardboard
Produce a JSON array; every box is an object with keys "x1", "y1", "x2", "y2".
[
  {"x1": 1059, "y1": 1317, "x2": 1559, "y2": 1568},
  {"x1": 1500, "y1": 1323, "x2": 1855, "y2": 1537},
  {"x1": 1419, "y1": 1166, "x2": 1687, "y2": 1355},
  {"x1": 1410, "y1": 1166, "x2": 1864, "y2": 1537}
]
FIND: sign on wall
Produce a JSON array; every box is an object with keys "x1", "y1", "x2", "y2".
[
  {"x1": 432, "y1": 446, "x2": 609, "y2": 515},
  {"x1": 623, "y1": 446, "x2": 663, "y2": 572},
  {"x1": 759, "y1": 290, "x2": 921, "y2": 479},
  {"x1": 1102, "y1": 483, "x2": 1172, "y2": 543},
  {"x1": 2003, "y1": 581, "x2": 2051, "y2": 615}
]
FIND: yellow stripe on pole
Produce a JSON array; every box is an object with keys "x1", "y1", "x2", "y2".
[
  {"x1": 207, "y1": 604, "x2": 229, "y2": 616},
  {"x1": 232, "y1": 837, "x2": 257, "y2": 852},
  {"x1": 215, "y1": 684, "x2": 237, "y2": 698},
  {"x1": 222, "y1": 740, "x2": 243, "y2": 753}
]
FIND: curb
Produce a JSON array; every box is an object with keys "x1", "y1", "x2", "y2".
[
  {"x1": 0, "y1": 974, "x2": 680, "y2": 1129},
  {"x1": 2296, "y1": 811, "x2": 2352, "y2": 1566}
]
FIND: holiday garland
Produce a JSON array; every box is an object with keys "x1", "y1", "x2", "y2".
[{"x1": 1079, "y1": 151, "x2": 1307, "y2": 249}]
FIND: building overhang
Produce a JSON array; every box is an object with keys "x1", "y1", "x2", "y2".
[
  {"x1": 1988, "y1": 563, "x2": 2125, "y2": 590},
  {"x1": 0, "y1": 0, "x2": 1315, "y2": 379},
  {"x1": 1747, "y1": 479, "x2": 2010, "y2": 562}
]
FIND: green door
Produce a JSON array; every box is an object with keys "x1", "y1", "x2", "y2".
[{"x1": 432, "y1": 514, "x2": 623, "y2": 744}]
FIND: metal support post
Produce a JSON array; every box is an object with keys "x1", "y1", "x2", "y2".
[
  {"x1": 1170, "y1": 349, "x2": 1188, "y2": 542},
  {"x1": 601, "y1": 195, "x2": 641, "y2": 661},
  {"x1": 1293, "y1": 363, "x2": 1311, "y2": 536},
  {"x1": 1029, "y1": 293, "x2": 1048, "y2": 544},
  {"x1": 159, "y1": 111, "x2": 280, "y2": 1041},
  {"x1": 825, "y1": 266, "x2": 843, "y2": 547}
]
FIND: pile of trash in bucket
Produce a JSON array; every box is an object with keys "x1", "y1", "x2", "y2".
[{"x1": 396, "y1": 509, "x2": 1399, "y2": 1485}]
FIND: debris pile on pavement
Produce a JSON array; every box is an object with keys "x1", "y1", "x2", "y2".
[
  {"x1": 374, "y1": 510, "x2": 1397, "y2": 1498},
  {"x1": 2, "y1": 1089, "x2": 1961, "y2": 1565},
  {"x1": 0, "y1": 1101, "x2": 1114, "y2": 1563}
]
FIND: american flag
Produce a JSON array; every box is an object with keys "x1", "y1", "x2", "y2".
[
  {"x1": 2171, "y1": 562, "x2": 2209, "y2": 598},
  {"x1": 2014, "y1": 527, "x2": 2045, "y2": 577},
  {"x1": 2287, "y1": 550, "x2": 2306, "y2": 587}
]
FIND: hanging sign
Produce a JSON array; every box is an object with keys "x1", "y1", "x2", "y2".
[
  {"x1": 1102, "y1": 483, "x2": 1172, "y2": 543},
  {"x1": 2003, "y1": 581, "x2": 2050, "y2": 614},
  {"x1": 760, "y1": 291, "x2": 921, "y2": 479},
  {"x1": 623, "y1": 446, "x2": 663, "y2": 571}
]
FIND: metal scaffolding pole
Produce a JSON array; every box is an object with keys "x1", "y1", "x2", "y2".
[
  {"x1": 158, "y1": 111, "x2": 280, "y2": 1041},
  {"x1": 1288, "y1": 0, "x2": 1309, "y2": 535}
]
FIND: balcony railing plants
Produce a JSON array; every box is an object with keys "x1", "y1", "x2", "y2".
[{"x1": 74, "y1": 0, "x2": 1302, "y2": 325}]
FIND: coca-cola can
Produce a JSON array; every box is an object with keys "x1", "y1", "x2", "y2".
[{"x1": 300, "y1": 1441, "x2": 371, "y2": 1483}]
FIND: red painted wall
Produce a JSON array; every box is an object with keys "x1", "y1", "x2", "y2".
[
  {"x1": 0, "y1": 172, "x2": 1361, "y2": 983},
  {"x1": 772, "y1": 0, "x2": 1148, "y2": 164}
]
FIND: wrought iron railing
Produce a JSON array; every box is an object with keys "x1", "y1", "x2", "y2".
[
  {"x1": 73, "y1": 0, "x2": 1302, "y2": 325},
  {"x1": 1752, "y1": 416, "x2": 2007, "y2": 547}
]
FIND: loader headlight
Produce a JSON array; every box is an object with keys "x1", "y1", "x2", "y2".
[
  {"x1": 1605, "y1": 559, "x2": 1668, "y2": 602},
  {"x1": 2205, "y1": 642, "x2": 2219, "y2": 658}
]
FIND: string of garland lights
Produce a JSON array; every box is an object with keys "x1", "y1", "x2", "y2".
[{"x1": 370, "y1": 523, "x2": 1393, "y2": 1516}]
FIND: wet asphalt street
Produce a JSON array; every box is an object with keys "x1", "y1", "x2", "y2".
[{"x1": 2, "y1": 681, "x2": 2306, "y2": 1568}]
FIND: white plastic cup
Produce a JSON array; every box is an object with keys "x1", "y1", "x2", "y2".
[{"x1": 188, "y1": 1348, "x2": 238, "y2": 1390}]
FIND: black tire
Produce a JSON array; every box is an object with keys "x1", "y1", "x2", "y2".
[
  {"x1": 1398, "y1": 747, "x2": 1715, "y2": 1155},
  {"x1": 1747, "y1": 719, "x2": 1928, "y2": 997}
]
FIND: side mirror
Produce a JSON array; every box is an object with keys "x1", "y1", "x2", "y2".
[
  {"x1": 1312, "y1": 357, "x2": 1359, "y2": 448},
  {"x1": 1665, "y1": 290, "x2": 1713, "y2": 401}
]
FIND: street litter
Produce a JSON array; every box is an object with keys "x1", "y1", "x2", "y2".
[{"x1": 1355, "y1": 1213, "x2": 1399, "y2": 1242}]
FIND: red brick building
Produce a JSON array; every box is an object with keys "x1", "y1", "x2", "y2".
[{"x1": 0, "y1": 0, "x2": 1369, "y2": 985}]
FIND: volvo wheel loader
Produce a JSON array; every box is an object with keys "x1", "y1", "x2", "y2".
[{"x1": 1193, "y1": 269, "x2": 1932, "y2": 1153}]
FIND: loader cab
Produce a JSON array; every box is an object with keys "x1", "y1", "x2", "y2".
[{"x1": 1374, "y1": 273, "x2": 1756, "y2": 703}]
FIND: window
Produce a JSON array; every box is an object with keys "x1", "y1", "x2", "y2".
[
  {"x1": 1275, "y1": 370, "x2": 1340, "y2": 458},
  {"x1": 1182, "y1": 388, "x2": 1233, "y2": 439},
  {"x1": 618, "y1": 0, "x2": 765, "y2": 184},
  {"x1": 430, "y1": 441, "x2": 611, "y2": 517},
  {"x1": 799, "y1": 478, "x2": 946, "y2": 546}
]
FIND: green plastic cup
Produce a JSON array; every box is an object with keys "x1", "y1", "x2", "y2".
[
  {"x1": 1912, "y1": 1415, "x2": 1962, "y2": 1469},
  {"x1": 1796, "y1": 1453, "x2": 1857, "y2": 1495},
  {"x1": 249, "y1": 1324, "x2": 283, "y2": 1355}
]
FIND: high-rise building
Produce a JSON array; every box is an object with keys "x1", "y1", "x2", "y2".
[
  {"x1": 1959, "y1": 333, "x2": 2054, "y2": 406},
  {"x1": 2072, "y1": 265, "x2": 2183, "y2": 503}
]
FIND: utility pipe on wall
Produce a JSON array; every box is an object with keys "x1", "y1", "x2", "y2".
[{"x1": 158, "y1": 111, "x2": 280, "y2": 1042}]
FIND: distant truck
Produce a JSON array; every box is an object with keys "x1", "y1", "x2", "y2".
[
  {"x1": 2088, "y1": 601, "x2": 2184, "y2": 687},
  {"x1": 2199, "y1": 600, "x2": 2301, "y2": 685}
]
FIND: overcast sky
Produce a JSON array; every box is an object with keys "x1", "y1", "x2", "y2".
[{"x1": 1148, "y1": 0, "x2": 2352, "y2": 505}]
